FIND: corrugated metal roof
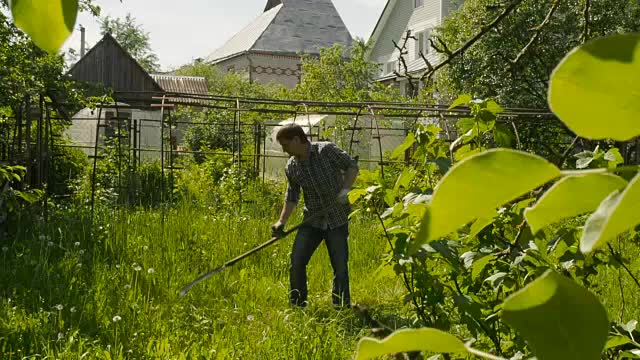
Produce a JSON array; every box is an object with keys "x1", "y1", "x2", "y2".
[
  {"x1": 206, "y1": 0, "x2": 353, "y2": 64},
  {"x1": 149, "y1": 74, "x2": 209, "y2": 104},
  {"x1": 150, "y1": 74, "x2": 209, "y2": 95},
  {"x1": 206, "y1": 5, "x2": 283, "y2": 63}
]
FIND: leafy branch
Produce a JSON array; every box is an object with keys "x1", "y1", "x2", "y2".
[
  {"x1": 419, "y1": 0, "x2": 526, "y2": 82},
  {"x1": 511, "y1": 0, "x2": 562, "y2": 64}
]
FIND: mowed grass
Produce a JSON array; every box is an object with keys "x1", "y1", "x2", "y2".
[
  {"x1": 0, "y1": 203, "x2": 410, "y2": 359},
  {"x1": 1, "y1": 202, "x2": 639, "y2": 359}
]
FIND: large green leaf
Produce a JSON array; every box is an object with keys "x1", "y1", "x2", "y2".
[
  {"x1": 391, "y1": 133, "x2": 416, "y2": 160},
  {"x1": 355, "y1": 328, "x2": 466, "y2": 360},
  {"x1": 502, "y1": 270, "x2": 609, "y2": 360},
  {"x1": 10, "y1": 0, "x2": 78, "y2": 54},
  {"x1": 548, "y1": 34, "x2": 640, "y2": 141},
  {"x1": 416, "y1": 149, "x2": 560, "y2": 248},
  {"x1": 581, "y1": 173, "x2": 640, "y2": 253},
  {"x1": 448, "y1": 94, "x2": 472, "y2": 110},
  {"x1": 525, "y1": 174, "x2": 628, "y2": 234}
]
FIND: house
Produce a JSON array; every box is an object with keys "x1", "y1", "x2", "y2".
[
  {"x1": 65, "y1": 33, "x2": 209, "y2": 160},
  {"x1": 205, "y1": 0, "x2": 353, "y2": 89},
  {"x1": 366, "y1": 0, "x2": 460, "y2": 96}
]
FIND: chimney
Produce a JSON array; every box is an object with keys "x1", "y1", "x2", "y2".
[{"x1": 80, "y1": 25, "x2": 86, "y2": 58}]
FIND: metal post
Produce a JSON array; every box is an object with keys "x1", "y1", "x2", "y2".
[
  {"x1": 236, "y1": 98, "x2": 242, "y2": 210},
  {"x1": 368, "y1": 106, "x2": 385, "y2": 178},
  {"x1": 90, "y1": 98, "x2": 105, "y2": 221},
  {"x1": 37, "y1": 95, "x2": 44, "y2": 188}
]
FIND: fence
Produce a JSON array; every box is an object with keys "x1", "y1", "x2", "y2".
[{"x1": 5, "y1": 91, "x2": 633, "y2": 215}]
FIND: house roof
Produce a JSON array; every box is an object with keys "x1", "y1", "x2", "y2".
[
  {"x1": 264, "y1": 0, "x2": 282, "y2": 12},
  {"x1": 150, "y1": 74, "x2": 208, "y2": 95},
  {"x1": 206, "y1": 0, "x2": 353, "y2": 64},
  {"x1": 67, "y1": 33, "x2": 164, "y2": 99},
  {"x1": 367, "y1": 0, "x2": 397, "y2": 48}
]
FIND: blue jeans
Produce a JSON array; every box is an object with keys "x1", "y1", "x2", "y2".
[{"x1": 289, "y1": 224, "x2": 350, "y2": 307}]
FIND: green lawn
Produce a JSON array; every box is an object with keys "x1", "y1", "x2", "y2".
[
  {"x1": 0, "y1": 204, "x2": 411, "y2": 359},
  {"x1": 1, "y1": 202, "x2": 638, "y2": 359}
]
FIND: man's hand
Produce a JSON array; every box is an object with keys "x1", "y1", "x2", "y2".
[
  {"x1": 336, "y1": 188, "x2": 350, "y2": 205},
  {"x1": 271, "y1": 221, "x2": 286, "y2": 239}
]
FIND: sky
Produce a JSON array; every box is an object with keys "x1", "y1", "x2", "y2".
[{"x1": 62, "y1": 0, "x2": 388, "y2": 71}]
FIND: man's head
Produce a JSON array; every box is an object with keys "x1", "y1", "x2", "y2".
[{"x1": 276, "y1": 123, "x2": 309, "y2": 157}]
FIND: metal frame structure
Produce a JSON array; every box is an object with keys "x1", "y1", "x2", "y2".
[{"x1": 4, "y1": 91, "x2": 638, "y2": 220}]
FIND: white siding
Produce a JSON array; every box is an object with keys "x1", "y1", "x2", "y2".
[{"x1": 369, "y1": 0, "x2": 458, "y2": 80}]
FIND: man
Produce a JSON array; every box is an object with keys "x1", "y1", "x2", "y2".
[{"x1": 272, "y1": 123, "x2": 359, "y2": 308}]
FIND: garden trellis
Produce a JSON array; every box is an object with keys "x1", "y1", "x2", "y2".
[{"x1": 3, "y1": 90, "x2": 632, "y2": 218}]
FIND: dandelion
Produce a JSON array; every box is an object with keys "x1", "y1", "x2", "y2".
[
  {"x1": 112, "y1": 315, "x2": 122, "y2": 322},
  {"x1": 54, "y1": 304, "x2": 63, "y2": 311},
  {"x1": 2, "y1": 246, "x2": 8, "y2": 253},
  {"x1": 79, "y1": 249, "x2": 85, "y2": 255},
  {"x1": 74, "y1": 242, "x2": 80, "y2": 247},
  {"x1": 115, "y1": 264, "x2": 121, "y2": 269},
  {"x1": 57, "y1": 332, "x2": 64, "y2": 340},
  {"x1": 246, "y1": 315, "x2": 255, "y2": 321},
  {"x1": 70, "y1": 307, "x2": 77, "y2": 313},
  {"x1": 76, "y1": 263, "x2": 82, "y2": 268},
  {"x1": 47, "y1": 241, "x2": 54, "y2": 247},
  {"x1": 134, "y1": 265, "x2": 142, "y2": 272},
  {"x1": 143, "y1": 246, "x2": 149, "y2": 251},
  {"x1": 147, "y1": 268, "x2": 155, "y2": 274},
  {"x1": 39, "y1": 235, "x2": 46, "y2": 241},
  {"x1": 124, "y1": 284, "x2": 131, "y2": 289}
]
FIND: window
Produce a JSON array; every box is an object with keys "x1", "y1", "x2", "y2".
[
  {"x1": 414, "y1": 0, "x2": 424, "y2": 8},
  {"x1": 386, "y1": 60, "x2": 397, "y2": 75},
  {"x1": 415, "y1": 29, "x2": 432, "y2": 59}
]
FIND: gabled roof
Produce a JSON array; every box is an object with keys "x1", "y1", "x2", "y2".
[
  {"x1": 368, "y1": 0, "x2": 397, "y2": 46},
  {"x1": 67, "y1": 33, "x2": 164, "y2": 96},
  {"x1": 206, "y1": 0, "x2": 353, "y2": 64},
  {"x1": 264, "y1": 0, "x2": 282, "y2": 12}
]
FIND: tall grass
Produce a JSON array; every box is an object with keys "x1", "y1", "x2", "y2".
[
  {"x1": 0, "y1": 201, "x2": 410, "y2": 359},
  {"x1": 2, "y1": 198, "x2": 639, "y2": 359}
]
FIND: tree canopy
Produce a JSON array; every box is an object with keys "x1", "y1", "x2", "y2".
[
  {"x1": 434, "y1": 0, "x2": 640, "y2": 108},
  {"x1": 100, "y1": 13, "x2": 160, "y2": 73}
]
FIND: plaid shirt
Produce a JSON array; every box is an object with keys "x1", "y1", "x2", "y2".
[{"x1": 285, "y1": 142, "x2": 358, "y2": 230}]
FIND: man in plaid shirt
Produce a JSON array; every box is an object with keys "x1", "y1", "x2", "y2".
[{"x1": 272, "y1": 123, "x2": 359, "y2": 308}]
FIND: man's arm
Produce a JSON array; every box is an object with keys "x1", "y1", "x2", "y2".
[
  {"x1": 342, "y1": 166, "x2": 359, "y2": 190},
  {"x1": 277, "y1": 201, "x2": 297, "y2": 226},
  {"x1": 274, "y1": 168, "x2": 300, "y2": 229}
]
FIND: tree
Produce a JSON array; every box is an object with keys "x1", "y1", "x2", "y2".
[
  {"x1": 434, "y1": 0, "x2": 640, "y2": 108},
  {"x1": 100, "y1": 13, "x2": 160, "y2": 73},
  {"x1": 292, "y1": 41, "x2": 400, "y2": 103}
]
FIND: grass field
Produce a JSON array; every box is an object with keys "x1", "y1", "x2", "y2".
[
  {"x1": 1, "y1": 200, "x2": 639, "y2": 359},
  {"x1": 0, "y1": 202, "x2": 414, "y2": 359}
]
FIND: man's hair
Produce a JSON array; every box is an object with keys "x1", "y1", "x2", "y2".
[{"x1": 276, "y1": 123, "x2": 309, "y2": 144}]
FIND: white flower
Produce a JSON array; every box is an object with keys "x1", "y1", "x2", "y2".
[
  {"x1": 124, "y1": 284, "x2": 131, "y2": 289},
  {"x1": 115, "y1": 264, "x2": 121, "y2": 269},
  {"x1": 2, "y1": 246, "x2": 8, "y2": 253},
  {"x1": 57, "y1": 332, "x2": 64, "y2": 340},
  {"x1": 54, "y1": 304, "x2": 63, "y2": 311},
  {"x1": 39, "y1": 235, "x2": 46, "y2": 241},
  {"x1": 70, "y1": 307, "x2": 77, "y2": 313},
  {"x1": 79, "y1": 250, "x2": 85, "y2": 255},
  {"x1": 76, "y1": 263, "x2": 82, "y2": 268},
  {"x1": 246, "y1": 315, "x2": 255, "y2": 321},
  {"x1": 47, "y1": 241, "x2": 54, "y2": 247},
  {"x1": 134, "y1": 266, "x2": 142, "y2": 272},
  {"x1": 112, "y1": 315, "x2": 122, "y2": 322},
  {"x1": 147, "y1": 268, "x2": 155, "y2": 274},
  {"x1": 143, "y1": 246, "x2": 149, "y2": 251},
  {"x1": 74, "y1": 242, "x2": 80, "y2": 247}
]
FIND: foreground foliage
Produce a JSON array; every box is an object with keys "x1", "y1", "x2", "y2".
[{"x1": 352, "y1": 33, "x2": 640, "y2": 360}]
